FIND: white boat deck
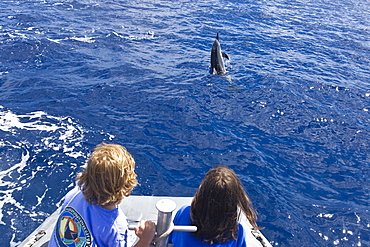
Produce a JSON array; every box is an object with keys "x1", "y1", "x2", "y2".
[{"x1": 20, "y1": 196, "x2": 271, "y2": 247}]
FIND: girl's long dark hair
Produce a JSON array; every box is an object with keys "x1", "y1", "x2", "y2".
[{"x1": 190, "y1": 166, "x2": 261, "y2": 244}]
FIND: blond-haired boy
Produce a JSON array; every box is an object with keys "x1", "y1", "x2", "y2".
[{"x1": 49, "y1": 143, "x2": 155, "y2": 247}]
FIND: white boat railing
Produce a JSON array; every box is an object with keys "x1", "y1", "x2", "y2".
[{"x1": 155, "y1": 198, "x2": 177, "y2": 247}]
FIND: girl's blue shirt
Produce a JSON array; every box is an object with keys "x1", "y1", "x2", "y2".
[{"x1": 169, "y1": 205, "x2": 248, "y2": 247}]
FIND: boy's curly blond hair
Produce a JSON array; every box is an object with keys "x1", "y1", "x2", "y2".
[{"x1": 77, "y1": 143, "x2": 138, "y2": 206}]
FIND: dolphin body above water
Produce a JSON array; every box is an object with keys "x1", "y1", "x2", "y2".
[{"x1": 211, "y1": 33, "x2": 230, "y2": 76}]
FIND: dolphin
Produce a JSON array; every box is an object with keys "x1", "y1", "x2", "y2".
[{"x1": 210, "y1": 33, "x2": 230, "y2": 76}]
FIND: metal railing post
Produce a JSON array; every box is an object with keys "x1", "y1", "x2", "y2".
[{"x1": 155, "y1": 199, "x2": 176, "y2": 247}]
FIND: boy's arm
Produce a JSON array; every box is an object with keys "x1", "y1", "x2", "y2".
[{"x1": 133, "y1": 221, "x2": 156, "y2": 247}]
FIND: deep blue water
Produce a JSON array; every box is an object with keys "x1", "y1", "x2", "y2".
[{"x1": 1, "y1": 0, "x2": 369, "y2": 246}]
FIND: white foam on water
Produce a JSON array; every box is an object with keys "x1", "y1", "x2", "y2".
[
  {"x1": 0, "y1": 110, "x2": 60, "y2": 132},
  {"x1": 1, "y1": 108, "x2": 86, "y2": 158},
  {"x1": 70, "y1": 36, "x2": 96, "y2": 43},
  {"x1": 0, "y1": 148, "x2": 29, "y2": 225},
  {"x1": 317, "y1": 213, "x2": 334, "y2": 218},
  {"x1": 0, "y1": 106, "x2": 89, "y2": 231}
]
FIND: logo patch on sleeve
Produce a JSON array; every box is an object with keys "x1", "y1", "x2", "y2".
[{"x1": 55, "y1": 206, "x2": 93, "y2": 247}]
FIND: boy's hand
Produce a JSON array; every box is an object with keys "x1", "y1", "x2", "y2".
[{"x1": 134, "y1": 220, "x2": 156, "y2": 246}]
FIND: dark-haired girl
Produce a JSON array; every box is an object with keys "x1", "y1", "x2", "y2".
[{"x1": 170, "y1": 166, "x2": 261, "y2": 246}]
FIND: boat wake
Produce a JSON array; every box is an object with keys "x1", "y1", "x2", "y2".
[{"x1": 0, "y1": 106, "x2": 90, "y2": 246}]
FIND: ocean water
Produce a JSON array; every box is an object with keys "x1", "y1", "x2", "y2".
[{"x1": 0, "y1": 0, "x2": 369, "y2": 246}]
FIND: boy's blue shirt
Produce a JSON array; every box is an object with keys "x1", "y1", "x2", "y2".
[{"x1": 48, "y1": 186, "x2": 129, "y2": 247}]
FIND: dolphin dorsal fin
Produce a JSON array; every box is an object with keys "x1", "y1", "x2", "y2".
[{"x1": 222, "y1": 52, "x2": 230, "y2": 60}]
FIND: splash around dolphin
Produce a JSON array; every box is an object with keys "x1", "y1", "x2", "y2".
[{"x1": 210, "y1": 33, "x2": 230, "y2": 76}]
